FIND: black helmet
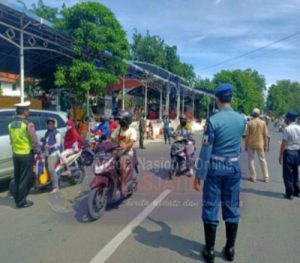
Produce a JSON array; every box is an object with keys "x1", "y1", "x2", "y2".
[
  {"x1": 179, "y1": 115, "x2": 187, "y2": 126},
  {"x1": 100, "y1": 116, "x2": 106, "y2": 123},
  {"x1": 117, "y1": 111, "x2": 132, "y2": 127}
]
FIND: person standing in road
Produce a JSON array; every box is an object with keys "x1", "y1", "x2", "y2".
[
  {"x1": 194, "y1": 84, "x2": 246, "y2": 263},
  {"x1": 8, "y1": 101, "x2": 40, "y2": 208},
  {"x1": 162, "y1": 115, "x2": 171, "y2": 144},
  {"x1": 245, "y1": 108, "x2": 270, "y2": 183},
  {"x1": 279, "y1": 111, "x2": 300, "y2": 200},
  {"x1": 139, "y1": 109, "x2": 146, "y2": 149}
]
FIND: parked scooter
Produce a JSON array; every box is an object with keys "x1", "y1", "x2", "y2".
[
  {"x1": 87, "y1": 141, "x2": 139, "y2": 220},
  {"x1": 9, "y1": 150, "x2": 86, "y2": 196},
  {"x1": 169, "y1": 133, "x2": 195, "y2": 180}
]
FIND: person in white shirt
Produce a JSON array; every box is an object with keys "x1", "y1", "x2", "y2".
[{"x1": 279, "y1": 111, "x2": 300, "y2": 200}]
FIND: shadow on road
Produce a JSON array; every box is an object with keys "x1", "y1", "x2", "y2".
[
  {"x1": 241, "y1": 187, "x2": 284, "y2": 199},
  {"x1": 133, "y1": 217, "x2": 204, "y2": 261},
  {"x1": 148, "y1": 167, "x2": 170, "y2": 181},
  {"x1": 72, "y1": 191, "x2": 93, "y2": 223}
]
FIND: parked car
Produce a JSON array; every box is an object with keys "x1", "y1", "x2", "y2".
[{"x1": 0, "y1": 109, "x2": 68, "y2": 181}]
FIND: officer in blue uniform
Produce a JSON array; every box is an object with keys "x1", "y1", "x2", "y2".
[{"x1": 194, "y1": 83, "x2": 246, "y2": 263}]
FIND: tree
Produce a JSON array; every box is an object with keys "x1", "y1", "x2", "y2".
[
  {"x1": 176, "y1": 63, "x2": 196, "y2": 86},
  {"x1": 213, "y1": 69, "x2": 265, "y2": 114},
  {"x1": 194, "y1": 77, "x2": 215, "y2": 118},
  {"x1": 55, "y1": 2, "x2": 130, "y2": 104},
  {"x1": 30, "y1": 0, "x2": 59, "y2": 23},
  {"x1": 131, "y1": 30, "x2": 195, "y2": 84},
  {"x1": 131, "y1": 30, "x2": 167, "y2": 68},
  {"x1": 266, "y1": 80, "x2": 300, "y2": 116}
]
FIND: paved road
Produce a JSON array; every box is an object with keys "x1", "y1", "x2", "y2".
[{"x1": 1, "y1": 126, "x2": 300, "y2": 263}]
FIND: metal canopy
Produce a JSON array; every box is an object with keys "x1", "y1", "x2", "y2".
[
  {"x1": 0, "y1": 0, "x2": 213, "y2": 108},
  {"x1": 130, "y1": 61, "x2": 214, "y2": 97},
  {"x1": 0, "y1": 0, "x2": 74, "y2": 102}
]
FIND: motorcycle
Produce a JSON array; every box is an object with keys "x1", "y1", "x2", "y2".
[
  {"x1": 87, "y1": 141, "x2": 139, "y2": 220},
  {"x1": 169, "y1": 133, "x2": 195, "y2": 180},
  {"x1": 9, "y1": 150, "x2": 86, "y2": 196},
  {"x1": 80, "y1": 130, "x2": 108, "y2": 166}
]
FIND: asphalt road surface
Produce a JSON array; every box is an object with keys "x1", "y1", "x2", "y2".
[{"x1": 1, "y1": 125, "x2": 300, "y2": 263}]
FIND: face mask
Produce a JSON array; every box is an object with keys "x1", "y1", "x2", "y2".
[
  {"x1": 66, "y1": 125, "x2": 72, "y2": 130},
  {"x1": 48, "y1": 124, "x2": 55, "y2": 130}
]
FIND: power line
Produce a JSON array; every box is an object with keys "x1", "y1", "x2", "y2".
[{"x1": 199, "y1": 30, "x2": 300, "y2": 72}]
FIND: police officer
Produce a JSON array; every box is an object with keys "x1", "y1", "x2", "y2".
[
  {"x1": 279, "y1": 111, "x2": 300, "y2": 200},
  {"x1": 194, "y1": 84, "x2": 246, "y2": 263},
  {"x1": 139, "y1": 109, "x2": 146, "y2": 149},
  {"x1": 8, "y1": 101, "x2": 40, "y2": 208}
]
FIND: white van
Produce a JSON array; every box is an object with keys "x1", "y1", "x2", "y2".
[{"x1": 0, "y1": 109, "x2": 68, "y2": 181}]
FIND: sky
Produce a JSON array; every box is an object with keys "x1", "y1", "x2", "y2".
[{"x1": 23, "y1": 0, "x2": 300, "y2": 85}]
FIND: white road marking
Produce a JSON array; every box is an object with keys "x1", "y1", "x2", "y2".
[{"x1": 89, "y1": 189, "x2": 171, "y2": 263}]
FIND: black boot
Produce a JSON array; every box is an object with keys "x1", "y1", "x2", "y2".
[
  {"x1": 224, "y1": 222, "x2": 238, "y2": 261},
  {"x1": 202, "y1": 223, "x2": 217, "y2": 263}
]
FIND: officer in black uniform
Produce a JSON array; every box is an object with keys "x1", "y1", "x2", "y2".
[{"x1": 8, "y1": 101, "x2": 40, "y2": 208}]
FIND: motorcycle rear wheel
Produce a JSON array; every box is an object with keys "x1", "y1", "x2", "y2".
[
  {"x1": 88, "y1": 186, "x2": 108, "y2": 220},
  {"x1": 81, "y1": 150, "x2": 94, "y2": 166},
  {"x1": 70, "y1": 166, "x2": 86, "y2": 185}
]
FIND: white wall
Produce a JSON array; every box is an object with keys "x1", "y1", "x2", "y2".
[{"x1": 0, "y1": 82, "x2": 21, "y2": 97}]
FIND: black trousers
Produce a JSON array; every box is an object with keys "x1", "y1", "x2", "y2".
[
  {"x1": 283, "y1": 150, "x2": 300, "y2": 196},
  {"x1": 12, "y1": 153, "x2": 34, "y2": 206}
]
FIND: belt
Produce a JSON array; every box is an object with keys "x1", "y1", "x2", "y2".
[{"x1": 211, "y1": 155, "x2": 239, "y2": 162}]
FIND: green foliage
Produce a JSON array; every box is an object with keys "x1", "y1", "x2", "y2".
[
  {"x1": 131, "y1": 30, "x2": 195, "y2": 85},
  {"x1": 132, "y1": 30, "x2": 167, "y2": 68},
  {"x1": 30, "y1": 0, "x2": 59, "y2": 23},
  {"x1": 55, "y1": 60, "x2": 115, "y2": 103},
  {"x1": 194, "y1": 77, "x2": 215, "y2": 116},
  {"x1": 266, "y1": 80, "x2": 300, "y2": 116},
  {"x1": 213, "y1": 69, "x2": 265, "y2": 114},
  {"x1": 54, "y1": 2, "x2": 130, "y2": 103}
]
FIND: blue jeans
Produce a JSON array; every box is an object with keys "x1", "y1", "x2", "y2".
[
  {"x1": 163, "y1": 128, "x2": 170, "y2": 143},
  {"x1": 47, "y1": 154, "x2": 60, "y2": 189},
  {"x1": 202, "y1": 175, "x2": 240, "y2": 225}
]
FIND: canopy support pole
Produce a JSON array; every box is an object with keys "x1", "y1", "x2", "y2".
[
  {"x1": 20, "y1": 17, "x2": 24, "y2": 103},
  {"x1": 159, "y1": 87, "x2": 163, "y2": 120},
  {"x1": 144, "y1": 82, "x2": 148, "y2": 116},
  {"x1": 176, "y1": 86, "x2": 180, "y2": 119},
  {"x1": 166, "y1": 85, "x2": 170, "y2": 117},
  {"x1": 122, "y1": 75, "x2": 125, "y2": 110},
  {"x1": 192, "y1": 94, "x2": 195, "y2": 117},
  {"x1": 182, "y1": 92, "x2": 185, "y2": 115}
]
